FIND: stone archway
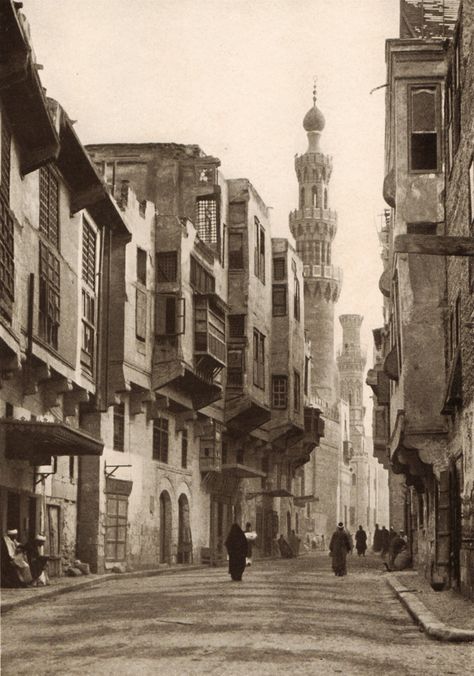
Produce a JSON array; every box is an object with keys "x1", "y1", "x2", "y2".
[{"x1": 159, "y1": 490, "x2": 172, "y2": 564}]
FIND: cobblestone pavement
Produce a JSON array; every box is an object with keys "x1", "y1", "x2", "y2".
[{"x1": 1, "y1": 553, "x2": 473, "y2": 675}]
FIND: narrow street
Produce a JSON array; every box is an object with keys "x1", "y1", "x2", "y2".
[{"x1": 2, "y1": 553, "x2": 472, "y2": 676}]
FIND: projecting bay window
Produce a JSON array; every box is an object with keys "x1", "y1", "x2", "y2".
[
  {"x1": 272, "y1": 285, "x2": 287, "y2": 317},
  {"x1": 81, "y1": 220, "x2": 97, "y2": 369},
  {"x1": 195, "y1": 196, "x2": 219, "y2": 247},
  {"x1": 194, "y1": 296, "x2": 226, "y2": 367},
  {"x1": 254, "y1": 217, "x2": 265, "y2": 283},
  {"x1": 253, "y1": 329, "x2": 265, "y2": 390},
  {"x1": 0, "y1": 198, "x2": 14, "y2": 321},
  {"x1": 272, "y1": 375, "x2": 288, "y2": 409},
  {"x1": 39, "y1": 243, "x2": 60, "y2": 349},
  {"x1": 273, "y1": 258, "x2": 286, "y2": 281},
  {"x1": 409, "y1": 85, "x2": 440, "y2": 172},
  {"x1": 190, "y1": 256, "x2": 215, "y2": 293},
  {"x1": 228, "y1": 314, "x2": 245, "y2": 339},
  {"x1": 155, "y1": 294, "x2": 185, "y2": 336}
]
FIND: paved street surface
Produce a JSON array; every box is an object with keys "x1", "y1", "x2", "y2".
[{"x1": 1, "y1": 553, "x2": 472, "y2": 675}]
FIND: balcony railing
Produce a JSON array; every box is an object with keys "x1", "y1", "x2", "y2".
[
  {"x1": 289, "y1": 207, "x2": 337, "y2": 224},
  {"x1": 302, "y1": 264, "x2": 343, "y2": 282}
]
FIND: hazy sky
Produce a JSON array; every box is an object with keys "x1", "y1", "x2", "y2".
[{"x1": 23, "y1": 0, "x2": 399, "y2": 409}]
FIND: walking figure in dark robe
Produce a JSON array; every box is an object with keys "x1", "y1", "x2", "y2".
[
  {"x1": 329, "y1": 523, "x2": 352, "y2": 576},
  {"x1": 373, "y1": 524, "x2": 382, "y2": 552},
  {"x1": 380, "y1": 526, "x2": 390, "y2": 558},
  {"x1": 355, "y1": 526, "x2": 367, "y2": 556},
  {"x1": 225, "y1": 524, "x2": 248, "y2": 581}
]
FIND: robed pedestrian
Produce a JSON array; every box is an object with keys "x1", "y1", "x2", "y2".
[
  {"x1": 355, "y1": 525, "x2": 367, "y2": 556},
  {"x1": 380, "y1": 526, "x2": 390, "y2": 558},
  {"x1": 329, "y1": 522, "x2": 352, "y2": 576},
  {"x1": 224, "y1": 524, "x2": 248, "y2": 581},
  {"x1": 373, "y1": 524, "x2": 382, "y2": 552}
]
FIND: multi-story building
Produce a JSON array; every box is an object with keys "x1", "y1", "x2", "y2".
[
  {"x1": 0, "y1": 0, "x2": 130, "y2": 574},
  {"x1": 368, "y1": 0, "x2": 474, "y2": 598}
]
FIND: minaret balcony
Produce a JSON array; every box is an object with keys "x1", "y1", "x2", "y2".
[
  {"x1": 289, "y1": 207, "x2": 337, "y2": 226},
  {"x1": 302, "y1": 263, "x2": 342, "y2": 283}
]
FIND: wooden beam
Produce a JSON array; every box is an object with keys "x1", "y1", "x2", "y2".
[{"x1": 395, "y1": 235, "x2": 474, "y2": 256}]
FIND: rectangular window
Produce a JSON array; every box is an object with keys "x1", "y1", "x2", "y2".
[
  {"x1": 228, "y1": 232, "x2": 244, "y2": 270},
  {"x1": 156, "y1": 295, "x2": 185, "y2": 336},
  {"x1": 39, "y1": 243, "x2": 60, "y2": 349},
  {"x1": 273, "y1": 258, "x2": 286, "y2": 281},
  {"x1": 0, "y1": 197, "x2": 14, "y2": 320},
  {"x1": 190, "y1": 256, "x2": 215, "y2": 293},
  {"x1": 153, "y1": 417, "x2": 169, "y2": 463},
  {"x1": 39, "y1": 166, "x2": 60, "y2": 249},
  {"x1": 81, "y1": 289, "x2": 95, "y2": 365},
  {"x1": 409, "y1": 86, "x2": 439, "y2": 172},
  {"x1": 105, "y1": 494, "x2": 128, "y2": 562},
  {"x1": 293, "y1": 277, "x2": 300, "y2": 321},
  {"x1": 113, "y1": 402, "x2": 125, "y2": 452},
  {"x1": 69, "y1": 456, "x2": 75, "y2": 483},
  {"x1": 82, "y1": 220, "x2": 96, "y2": 288},
  {"x1": 136, "y1": 288, "x2": 147, "y2": 341},
  {"x1": 294, "y1": 370, "x2": 301, "y2": 412},
  {"x1": 181, "y1": 430, "x2": 188, "y2": 469},
  {"x1": 81, "y1": 221, "x2": 96, "y2": 367},
  {"x1": 253, "y1": 329, "x2": 265, "y2": 389},
  {"x1": 272, "y1": 375, "x2": 288, "y2": 409},
  {"x1": 195, "y1": 197, "x2": 218, "y2": 245},
  {"x1": 254, "y1": 217, "x2": 265, "y2": 283},
  {"x1": 304, "y1": 356, "x2": 310, "y2": 396},
  {"x1": 272, "y1": 285, "x2": 287, "y2": 316},
  {"x1": 137, "y1": 248, "x2": 147, "y2": 285},
  {"x1": 227, "y1": 347, "x2": 244, "y2": 387},
  {"x1": 1, "y1": 116, "x2": 11, "y2": 203},
  {"x1": 156, "y1": 251, "x2": 177, "y2": 282},
  {"x1": 228, "y1": 314, "x2": 245, "y2": 338}
]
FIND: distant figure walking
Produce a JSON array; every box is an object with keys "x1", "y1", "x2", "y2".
[
  {"x1": 355, "y1": 526, "x2": 367, "y2": 557},
  {"x1": 373, "y1": 524, "x2": 382, "y2": 553},
  {"x1": 277, "y1": 534, "x2": 294, "y2": 559},
  {"x1": 380, "y1": 526, "x2": 390, "y2": 558},
  {"x1": 244, "y1": 522, "x2": 257, "y2": 567},
  {"x1": 289, "y1": 529, "x2": 301, "y2": 557},
  {"x1": 329, "y1": 523, "x2": 352, "y2": 576},
  {"x1": 225, "y1": 524, "x2": 248, "y2": 581}
]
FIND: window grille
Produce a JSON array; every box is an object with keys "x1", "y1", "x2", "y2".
[
  {"x1": 272, "y1": 375, "x2": 288, "y2": 409},
  {"x1": 190, "y1": 256, "x2": 215, "y2": 293},
  {"x1": 272, "y1": 285, "x2": 287, "y2": 316},
  {"x1": 227, "y1": 348, "x2": 244, "y2": 387},
  {"x1": 273, "y1": 258, "x2": 286, "y2": 281},
  {"x1": 105, "y1": 494, "x2": 128, "y2": 562},
  {"x1": 113, "y1": 403, "x2": 125, "y2": 452},
  {"x1": 153, "y1": 417, "x2": 169, "y2": 463},
  {"x1": 1, "y1": 118, "x2": 11, "y2": 203},
  {"x1": 254, "y1": 217, "x2": 265, "y2": 283},
  {"x1": 195, "y1": 197, "x2": 218, "y2": 245},
  {"x1": 81, "y1": 289, "x2": 95, "y2": 363},
  {"x1": 157, "y1": 251, "x2": 177, "y2": 282},
  {"x1": 82, "y1": 221, "x2": 96, "y2": 288},
  {"x1": 39, "y1": 243, "x2": 60, "y2": 349},
  {"x1": 0, "y1": 197, "x2": 14, "y2": 320},
  {"x1": 39, "y1": 166, "x2": 59, "y2": 249},
  {"x1": 228, "y1": 314, "x2": 245, "y2": 338}
]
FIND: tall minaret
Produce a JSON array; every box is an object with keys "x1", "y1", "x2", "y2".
[{"x1": 289, "y1": 85, "x2": 341, "y2": 403}]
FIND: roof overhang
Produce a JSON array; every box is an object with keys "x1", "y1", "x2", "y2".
[
  {"x1": 0, "y1": 0, "x2": 60, "y2": 174},
  {"x1": 2, "y1": 419, "x2": 103, "y2": 464}
]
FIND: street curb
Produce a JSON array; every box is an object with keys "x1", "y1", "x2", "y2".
[
  {"x1": 385, "y1": 575, "x2": 474, "y2": 643},
  {"x1": 1, "y1": 564, "x2": 207, "y2": 615}
]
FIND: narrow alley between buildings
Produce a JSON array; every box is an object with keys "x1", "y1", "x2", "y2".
[{"x1": 2, "y1": 553, "x2": 473, "y2": 676}]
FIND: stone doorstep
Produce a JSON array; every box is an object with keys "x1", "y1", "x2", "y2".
[{"x1": 386, "y1": 575, "x2": 474, "y2": 643}]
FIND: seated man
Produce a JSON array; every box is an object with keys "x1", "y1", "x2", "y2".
[
  {"x1": 385, "y1": 530, "x2": 411, "y2": 571},
  {"x1": 1, "y1": 529, "x2": 33, "y2": 587},
  {"x1": 24, "y1": 534, "x2": 50, "y2": 585},
  {"x1": 277, "y1": 534, "x2": 294, "y2": 559}
]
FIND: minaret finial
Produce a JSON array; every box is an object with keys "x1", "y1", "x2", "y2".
[{"x1": 313, "y1": 76, "x2": 317, "y2": 106}]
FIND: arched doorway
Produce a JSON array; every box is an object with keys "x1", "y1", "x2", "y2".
[
  {"x1": 159, "y1": 491, "x2": 172, "y2": 564},
  {"x1": 177, "y1": 494, "x2": 192, "y2": 564}
]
